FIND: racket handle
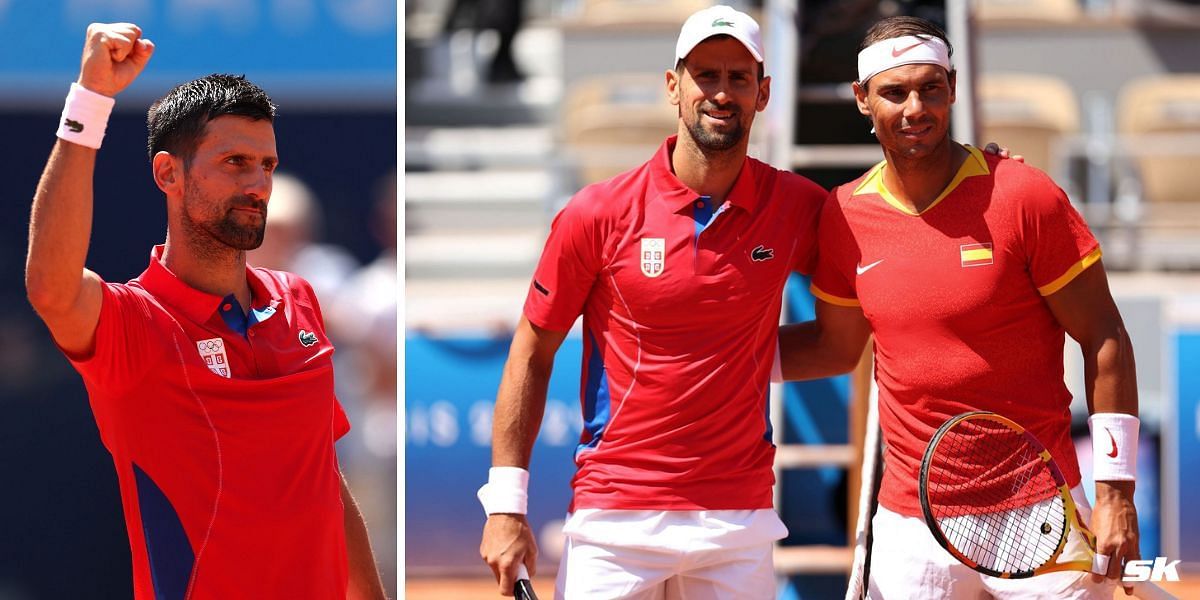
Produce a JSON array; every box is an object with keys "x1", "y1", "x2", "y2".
[{"x1": 515, "y1": 563, "x2": 539, "y2": 600}]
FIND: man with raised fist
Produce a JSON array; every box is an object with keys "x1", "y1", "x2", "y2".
[{"x1": 25, "y1": 23, "x2": 386, "y2": 599}]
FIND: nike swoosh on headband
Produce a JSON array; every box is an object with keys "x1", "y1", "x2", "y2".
[{"x1": 891, "y1": 41, "x2": 924, "y2": 57}]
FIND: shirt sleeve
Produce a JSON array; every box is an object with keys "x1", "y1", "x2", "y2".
[
  {"x1": 810, "y1": 188, "x2": 862, "y2": 307},
  {"x1": 523, "y1": 193, "x2": 606, "y2": 331},
  {"x1": 64, "y1": 281, "x2": 154, "y2": 396},
  {"x1": 1018, "y1": 176, "x2": 1101, "y2": 296}
]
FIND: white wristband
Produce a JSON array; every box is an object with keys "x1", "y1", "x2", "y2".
[
  {"x1": 56, "y1": 83, "x2": 116, "y2": 150},
  {"x1": 477, "y1": 466, "x2": 529, "y2": 515},
  {"x1": 1088, "y1": 413, "x2": 1138, "y2": 482}
]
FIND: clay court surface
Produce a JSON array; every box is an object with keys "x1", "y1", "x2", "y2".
[
  {"x1": 406, "y1": 576, "x2": 556, "y2": 599},
  {"x1": 405, "y1": 576, "x2": 1200, "y2": 599}
]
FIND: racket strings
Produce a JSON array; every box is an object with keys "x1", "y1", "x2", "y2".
[{"x1": 926, "y1": 419, "x2": 1067, "y2": 575}]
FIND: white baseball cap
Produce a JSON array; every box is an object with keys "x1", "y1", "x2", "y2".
[{"x1": 675, "y1": 5, "x2": 763, "y2": 65}]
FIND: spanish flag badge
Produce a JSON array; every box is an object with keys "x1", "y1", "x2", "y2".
[{"x1": 960, "y1": 243, "x2": 993, "y2": 267}]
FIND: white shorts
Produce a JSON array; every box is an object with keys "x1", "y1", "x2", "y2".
[
  {"x1": 867, "y1": 486, "x2": 1118, "y2": 599},
  {"x1": 554, "y1": 509, "x2": 786, "y2": 600}
]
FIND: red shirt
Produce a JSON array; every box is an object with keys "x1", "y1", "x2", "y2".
[
  {"x1": 525, "y1": 136, "x2": 826, "y2": 511},
  {"x1": 63, "y1": 246, "x2": 350, "y2": 599},
  {"x1": 811, "y1": 147, "x2": 1100, "y2": 517}
]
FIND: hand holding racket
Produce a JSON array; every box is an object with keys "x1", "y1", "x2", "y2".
[
  {"x1": 514, "y1": 564, "x2": 539, "y2": 600},
  {"x1": 480, "y1": 513, "x2": 539, "y2": 598},
  {"x1": 1089, "y1": 479, "x2": 1141, "y2": 591},
  {"x1": 918, "y1": 411, "x2": 1175, "y2": 599}
]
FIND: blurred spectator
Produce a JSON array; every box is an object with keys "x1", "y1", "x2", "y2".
[
  {"x1": 443, "y1": 0, "x2": 526, "y2": 83},
  {"x1": 330, "y1": 170, "x2": 398, "y2": 596},
  {"x1": 248, "y1": 172, "x2": 359, "y2": 308},
  {"x1": 332, "y1": 170, "x2": 397, "y2": 408}
]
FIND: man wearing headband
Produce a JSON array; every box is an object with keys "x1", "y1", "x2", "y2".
[
  {"x1": 477, "y1": 5, "x2": 830, "y2": 597},
  {"x1": 779, "y1": 15, "x2": 1140, "y2": 598}
]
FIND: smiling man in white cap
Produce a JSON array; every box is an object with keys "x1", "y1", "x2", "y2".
[
  {"x1": 778, "y1": 15, "x2": 1141, "y2": 598},
  {"x1": 477, "y1": 4, "x2": 830, "y2": 598}
]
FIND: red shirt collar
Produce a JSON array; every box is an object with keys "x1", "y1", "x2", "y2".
[
  {"x1": 135, "y1": 245, "x2": 280, "y2": 324},
  {"x1": 649, "y1": 135, "x2": 761, "y2": 213}
]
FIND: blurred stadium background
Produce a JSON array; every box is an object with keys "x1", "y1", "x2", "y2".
[
  {"x1": 406, "y1": 0, "x2": 1200, "y2": 598},
  {"x1": 0, "y1": 2, "x2": 397, "y2": 599}
]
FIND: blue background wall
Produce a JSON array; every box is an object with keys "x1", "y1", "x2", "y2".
[{"x1": 405, "y1": 334, "x2": 581, "y2": 573}]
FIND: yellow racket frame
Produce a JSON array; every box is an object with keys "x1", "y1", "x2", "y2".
[{"x1": 919, "y1": 411, "x2": 1096, "y2": 578}]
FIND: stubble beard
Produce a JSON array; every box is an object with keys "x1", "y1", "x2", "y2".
[
  {"x1": 181, "y1": 180, "x2": 267, "y2": 253},
  {"x1": 684, "y1": 104, "x2": 745, "y2": 154}
]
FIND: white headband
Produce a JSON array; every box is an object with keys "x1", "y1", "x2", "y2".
[{"x1": 857, "y1": 35, "x2": 951, "y2": 84}]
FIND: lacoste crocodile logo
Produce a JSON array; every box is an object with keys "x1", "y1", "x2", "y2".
[
  {"x1": 298, "y1": 330, "x2": 318, "y2": 347},
  {"x1": 712, "y1": 18, "x2": 734, "y2": 27},
  {"x1": 64, "y1": 118, "x2": 84, "y2": 133},
  {"x1": 751, "y1": 245, "x2": 774, "y2": 262}
]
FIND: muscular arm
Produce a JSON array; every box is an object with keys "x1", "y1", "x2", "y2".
[
  {"x1": 341, "y1": 473, "x2": 386, "y2": 600},
  {"x1": 492, "y1": 316, "x2": 566, "y2": 468},
  {"x1": 480, "y1": 316, "x2": 567, "y2": 595},
  {"x1": 25, "y1": 23, "x2": 153, "y2": 356},
  {"x1": 1043, "y1": 260, "x2": 1137, "y2": 417},
  {"x1": 1043, "y1": 259, "x2": 1139, "y2": 587},
  {"x1": 26, "y1": 141, "x2": 106, "y2": 355},
  {"x1": 778, "y1": 300, "x2": 873, "y2": 381}
]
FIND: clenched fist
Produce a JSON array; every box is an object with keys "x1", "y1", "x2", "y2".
[{"x1": 77, "y1": 23, "x2": 154, "y2": 97}]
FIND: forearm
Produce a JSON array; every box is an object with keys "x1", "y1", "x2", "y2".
[
  {"x1": 492, "y1": 353, "x2": 551, "y2": 468},
  {"x1": 778, "y1": 321, "x2": 862, "y2": 380},
  {"x1": 341, "y1": 476, "x2": 385, "y2": 600},
  {"x1": 26, "y1": 140, "x2": 96, "y2": 313},
  {"x1": 1083, "y1": 327, "x2": 1138, "y2": 416},
  {"x1": 779, "y1": 299, "x2": 873, "y2": 382},
  {"x1": 1084, "y1": 328, "x2": 1139, "y2": 513}
]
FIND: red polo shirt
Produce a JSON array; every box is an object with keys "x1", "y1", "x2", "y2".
[
  {"x1": 63, "y1": 246, "x2": 349, "y2": 599},
  {"x1": 525, "y1": 135, "x2": 827, "y2": 511},
  {"x1": 812, "y1": 148, "x2": 1097, "y2": 517}
]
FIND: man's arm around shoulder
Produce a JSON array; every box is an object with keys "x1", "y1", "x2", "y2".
[{"x1": 779, "y1": 299, "x2": 872, "y2": 381}]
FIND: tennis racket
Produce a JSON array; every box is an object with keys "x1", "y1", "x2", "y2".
[
  {"x1": 515, "y1": 563, "x2": 539, "y2": 600},
  {"x1": 919, "y1": 411, "x2": 1174, "y2": 599},
  {"x1": 844, "y1": 383, "x2": 882, "y2": 600}
]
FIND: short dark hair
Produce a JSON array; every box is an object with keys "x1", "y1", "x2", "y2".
[
  {"x1": 859, "y1": 16, "x2": 952, "y2": 55},
  {"x1": 146, "y1": 73, "x2": 276, "y2": 163},
  {"x1": 858, "y1": 16, "x2": 953, "y2": 90}
]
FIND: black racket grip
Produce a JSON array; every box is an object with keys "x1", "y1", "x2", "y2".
[
  {"x1": 515, "y1": 564, "x2": 539, "y2": 600},
  {"x1": 514, "y1": 579, "x2": 538, "y2": 600}
]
